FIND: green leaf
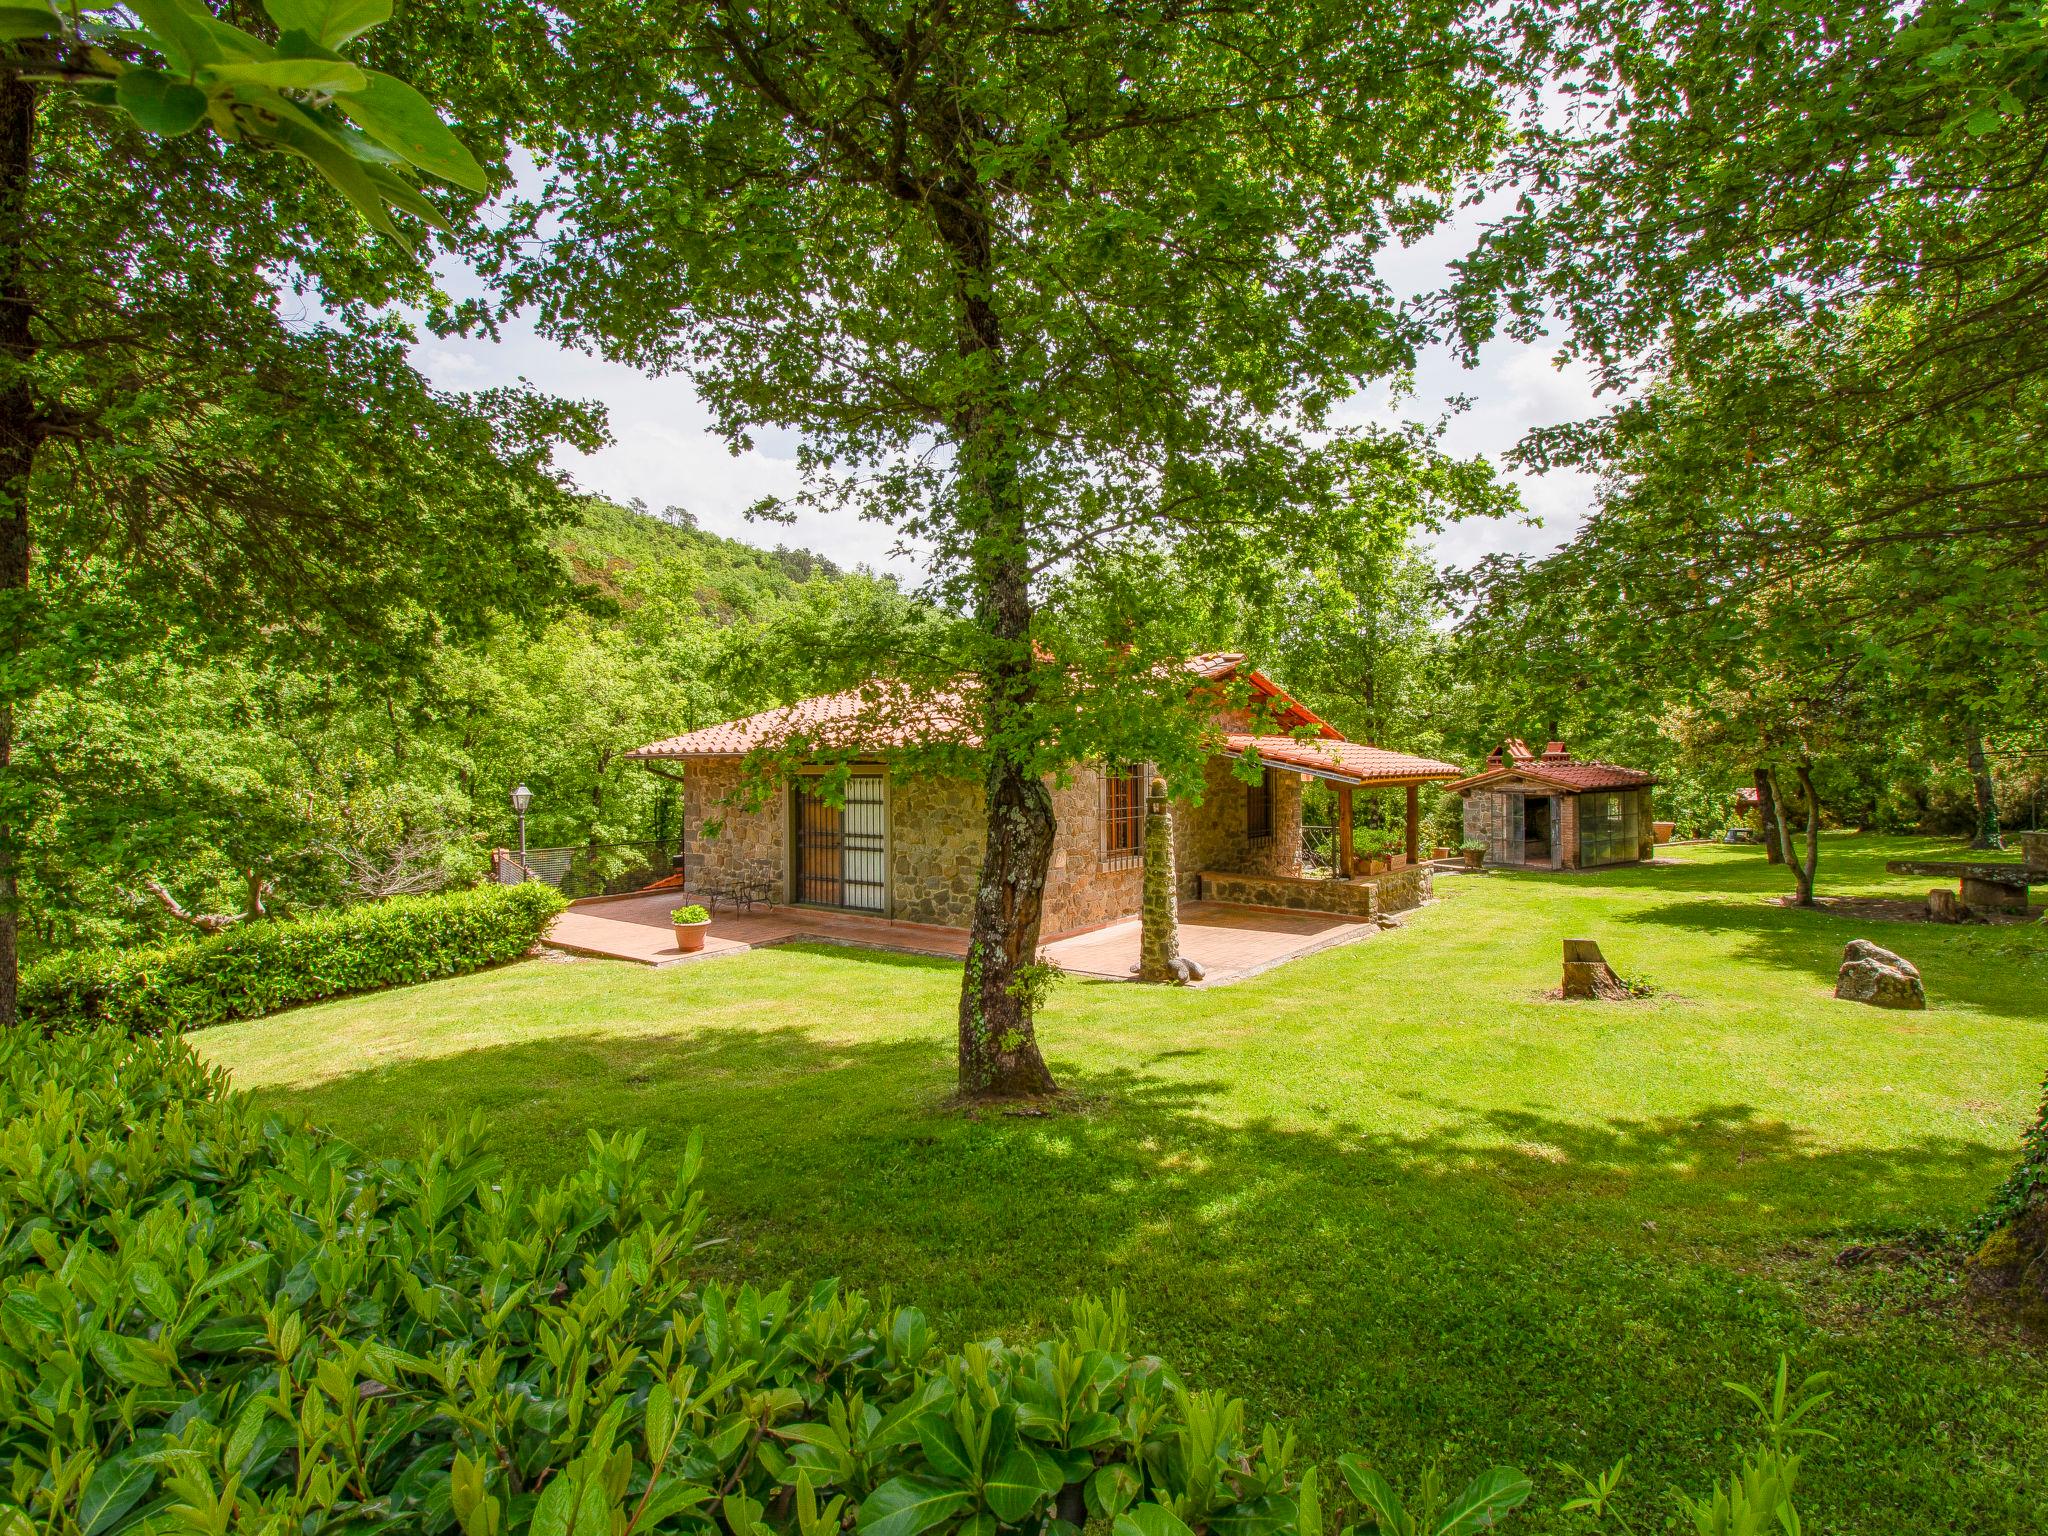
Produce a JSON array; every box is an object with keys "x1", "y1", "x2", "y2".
[
  {"x1": 914, "y1": 1416, "x2": 976, "y2": 1484},
  {"x1": 1086, "y1": 1464, "x2": 1139, "y2": 1522},
  {"x1": 254, "y1": 108, "x2": 405, "y2": 242},
  {"x1": 1, "y1": 1288, "x2": 59, "y2": 1334},
  {"x1": 856, "y1": 1477, "x2": 974, "y2": 1536},
  {"x1": 1336, "y1": 1458, "x2": 1410, "y2": 1536},
  {"x1": 983, "y1": 1443, "x2": 1063, "y2": 1524},
  {"x1": 125, "y1": 0, "x2": 230, "y2": 69},
  {"x1": 334, "y1": 71, "x2": 488, "y2": 192},
  {"x1": 0, "y1": 5, "x2": 59, "y2": 42},
  {"x1": 530, "y1": 1473, "x2": 611, "y2": 1536},
  {"x1": 88, "y1": 1329, "x2": 172, "y2": 1388},
  {"x1": 1435, "y1": 1467, "x2": 1530, "y2": 1536},
  {"x1": 261, "y1": 0, "x2": 389, "y2": 47},
  {"x1": 115, "y1": 70, "x2": 210, "y2": 137},
  {"x1": 77, "y1": 1447, "x2": 158, "y2": 1536},
  {"x1": 206, "y1": 58, "x2": 368, "y2": 93},
  {"x1": 1113, "y1": 1504, "x2": 1198, "y2": 1536}
]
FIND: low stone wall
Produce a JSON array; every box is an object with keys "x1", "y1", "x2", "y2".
[
  {"x1": 1196, "y1": 864, "x2": 1431, "y2": 919},
  {"x1": 1371, "y1": 865, "x2": 1431, "y2": 914}
]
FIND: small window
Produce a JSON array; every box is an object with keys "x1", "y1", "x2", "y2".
[
  {"x1": 1105, "y1": 769, "x2": 1145, "y2": 856},
  {"x1": 1246, "y1": 767, "x2": 1274, "y2": 841}
]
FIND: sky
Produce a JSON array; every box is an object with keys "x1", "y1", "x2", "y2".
[{"x1": 411, "y1": 196, "x2": 1607, "y2": 584}]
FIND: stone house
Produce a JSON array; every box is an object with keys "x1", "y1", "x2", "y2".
[
  {"x1": 1445, "y1": 739, "x2": 1658, "y2": 870},
  {"x1": 626, "y1": 654, "x2": 1461, "y2": 935}
]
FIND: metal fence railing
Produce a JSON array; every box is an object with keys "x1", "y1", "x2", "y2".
[
  {"x1": 1300, "y1": 823, "x2": 1337, "y2": 875},
  {"x1": 493, "y1": 841, "x2": 676, "y2": 897}
]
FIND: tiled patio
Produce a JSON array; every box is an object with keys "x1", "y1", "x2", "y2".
[{"x1": 545, "y1": 890, "x2": 1387, "y2": 986}]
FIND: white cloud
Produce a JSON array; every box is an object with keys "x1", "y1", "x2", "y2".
[{"x1": 410, "y1": 195, "x2": 1611, "y2": 583}]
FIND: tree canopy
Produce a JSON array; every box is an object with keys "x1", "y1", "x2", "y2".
[{"x1": 487, "y1": 0, "x2": 1522, "y2": 1095}]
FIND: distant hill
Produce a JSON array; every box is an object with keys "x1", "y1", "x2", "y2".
[{"x1": 554, "y1": 498, "x2": 874, "y2": 623}]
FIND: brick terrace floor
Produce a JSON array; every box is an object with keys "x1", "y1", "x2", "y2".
[{"x1": 546, "y1": 891, "x2": 1386, "y2": 986}]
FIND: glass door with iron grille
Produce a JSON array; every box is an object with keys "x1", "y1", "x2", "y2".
[{"x1": 793, "y1": 774, "x2": 887, "y2": 912}]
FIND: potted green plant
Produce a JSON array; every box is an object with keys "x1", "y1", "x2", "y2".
[
  {"x1": 670, "y1": 903, "x2": 713, "y2": 953},
  {"x1": 1460, "y1": 838, "x2": 1487, "y2": 870}
]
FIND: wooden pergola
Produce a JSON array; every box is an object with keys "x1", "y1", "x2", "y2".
[{"x1": 1218, "y1": 735, "x2": 1463, "y2": 875}]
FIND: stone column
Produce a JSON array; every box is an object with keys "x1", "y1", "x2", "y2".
[
  {"x1": 1404, "y1": 783, "x2": 1420, "y2": 864},
  {"x1": 1137, "y1": 777, "x2": 1188, "y2": 983}
]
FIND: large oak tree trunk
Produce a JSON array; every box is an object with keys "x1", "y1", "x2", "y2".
[
  {"x1": 0, "y1": 77, "x2": 38, "y2": 1027},
  {"x1": 929, "y1": 160, "x2": 1059, "y2": 1098},
  {"x1": 955, "y1": 498, "x2": 1057, "y2": 1098}
]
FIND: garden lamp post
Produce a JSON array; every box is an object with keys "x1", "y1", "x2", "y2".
[{"x1": 511, "y1": 783, "x2": 532, "y2": 880}]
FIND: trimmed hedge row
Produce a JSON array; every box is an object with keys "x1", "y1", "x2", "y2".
[
  {"x1": 0, "y1": 1028, "x2": 1828, "y2": 1536},
  {"x1": 19, "y1": 881, "x2": 566, "y2": 1034}
]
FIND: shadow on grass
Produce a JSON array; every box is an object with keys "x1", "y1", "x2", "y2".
[
  {"x1": 1611, "y1": 896, "x2": 2047, "y2": 1016},
  {"x1": 248, "y1": 1018, "x2": 2042, "y2": 1535},
  {"x1": 756, "y1": 939, "x2": 965, "y2": 971}
]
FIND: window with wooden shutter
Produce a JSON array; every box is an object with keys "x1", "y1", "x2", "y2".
[
  {"x1": 1105, "y1": 769, "x2": 1144, "y2": 857},
  {"x1": 1246, "y1": 767, "x2": 1274, "y2": 841}
]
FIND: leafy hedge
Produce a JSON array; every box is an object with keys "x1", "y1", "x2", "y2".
[
  {"x1": 18, "y1": 882, "x2": 565, "y2": 1035},
  {"x1": 0, "y1": 1028, "x2": 1825, "y2": 1536}
]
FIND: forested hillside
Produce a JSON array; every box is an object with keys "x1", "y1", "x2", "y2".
[{"x1": 17, "y1": 500, "x2": 907, "y2": 956}]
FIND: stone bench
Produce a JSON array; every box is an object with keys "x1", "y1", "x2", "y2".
[{"x1": 1885, "y1": 859, "x2": 2032, "y2": 914}]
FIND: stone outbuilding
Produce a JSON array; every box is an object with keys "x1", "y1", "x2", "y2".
[
  {"x1": 621, "y1": 654, "x2": 1462, "y2": 936},
  {"x1": 1445, "y1": 739, "x2": 1658, "y2": 870}
]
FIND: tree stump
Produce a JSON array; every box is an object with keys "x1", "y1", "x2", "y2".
[
  {"x1": 1926, "y1": 887, "x2": 1969, "y2": 924},
  {"x1": 1560, "y1": 938, "x2": 1631, "y2": 1000}
]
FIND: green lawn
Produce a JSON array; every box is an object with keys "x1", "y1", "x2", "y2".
[{"x1": 200, "y1": 834, "x2": 2048, "y2": 1534}]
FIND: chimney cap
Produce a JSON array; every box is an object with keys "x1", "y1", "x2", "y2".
[{"x1": 1542, "y1": 740, "x2": 1570, "y2": 760}]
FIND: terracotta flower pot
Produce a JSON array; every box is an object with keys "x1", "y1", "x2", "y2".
[{"x1": 673, "y1": 921, "x2": 711, "y2": 954}]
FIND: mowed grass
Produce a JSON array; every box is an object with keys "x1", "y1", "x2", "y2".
[{"x1": 200, "y1": 834, "x2": 2048, "y2": 1534}]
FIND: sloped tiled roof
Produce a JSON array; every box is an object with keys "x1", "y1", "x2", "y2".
[
  {"x1": 1442, "y1": 739, "x2": 1655, "y2": 794},
  {"x1": 1222, "y1": 735, "x2": 1462, "y2": 785},
  {"x1": 627, "y1": 653, "x2": 1439, "y2": 778},
  {"x1": 626, "y1": 680, "x2": 974, "y2": 759}
]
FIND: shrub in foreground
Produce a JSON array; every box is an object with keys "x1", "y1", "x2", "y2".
[
  {"x1": 0, "y1": 1029, "x2": 1822, "y2": 1534},
  {"x1": 1968, "y1": 1068, "x2": 2048, "y2": 1321},
  {"x1": 17, "y1": 881, "x2": 566, "y2": 1034}
]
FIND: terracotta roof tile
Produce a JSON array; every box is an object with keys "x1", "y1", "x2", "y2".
[
  {"x1": 626, "y1": 681, "x2": 974, "y2": 759},
  {"x1": 626, "y1": 654, "x2": 1453, "y2": 782},
  {"x1": 1223, "y1": 734, "x2": 1462, "y2": 784},
  {"x1": 1443, "y1": 739, "x2": 1656, "y2": 794}
]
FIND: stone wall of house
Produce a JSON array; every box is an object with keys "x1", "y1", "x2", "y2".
[
  {"x1": 1195, "y1": 864, "x2": 1430, "y2": 918},
  {"x1": 1173, "y1": 757, "x2": 1306, "y2": 894},
  {"x1": 1043, "y1": 767, "x2": 1145, "y2": 934},
  {"x1": 890, "y1": 773, "x2": 983, "y2": 926},
  {"x1": 682, "y1": 760, "x2": 785, "y2": 895},
  {"x1": 1559, "y1": 793, "x2": 1581, "y2": 871},
  {"x1": 679, "y1": 753, "x2": 1313, "y2": 932}
]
